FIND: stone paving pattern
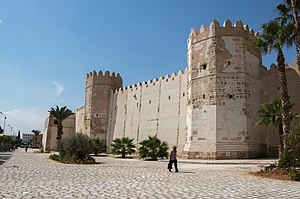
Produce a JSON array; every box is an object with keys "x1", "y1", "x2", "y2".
[{"x1": 0, "y1": 149, "x2": 299, "y2": 198}]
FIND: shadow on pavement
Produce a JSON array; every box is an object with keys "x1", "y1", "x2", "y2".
[{"x1": 0, "y1": 152, "x2": 13, "y2": 166}]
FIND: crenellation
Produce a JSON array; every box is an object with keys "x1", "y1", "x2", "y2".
[
  {"x1": 59, "y1": 19, "x2": 300, "y2": 160},
  {"x1": 223, "y1": 19, "x2": 232, "y2": 28},
  {"x1": 243, "y1": 25, "x2": 249, "y2": 32},
  {"x1": 234, "y1": 20, "x2": 243, "y2": 29}
]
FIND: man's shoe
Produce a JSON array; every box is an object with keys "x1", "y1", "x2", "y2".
[
  {"x1": 169, "y1": 169, "x2": 172, "y2": 172},
  {"x1": 175, "y1": 170, "x2": 179, "y2": 172}
]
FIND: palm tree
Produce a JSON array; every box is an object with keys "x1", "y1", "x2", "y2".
[
  {"x1": 48, "y1": 106, "x2": 73, "y2": 141},
  {"x1": 277, "y1": 0, "x2": 300, "y2": 68},
  {"x1": 257, "y1": 99, "x2": 284, "y2": 155},
  {"x1": 111, "y1": 137, "x2": 135, "y2": 158},
  {"x1": 138, "y1": 135, "x2": 168, "y2": 160},
  {"x1": 31, "y1": 129, "x2": 41, "y2": 148},
  {"x1": 92, "y1": 138, "x2": 107, "y2": 156},
  {"x1": 256, "y1": 18, "x2": 293, "y2": 151}
]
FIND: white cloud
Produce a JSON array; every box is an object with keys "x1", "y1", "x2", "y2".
[
  {"x1": 51, "y1": 81, "x2": 65, "y2": 97},
  {"x1": 1, "y1": 108, "x2": 47, "y2": 134}
]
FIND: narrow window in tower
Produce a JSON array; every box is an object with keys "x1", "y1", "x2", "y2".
[
  {"x1": 228, "y1": 61, "x2": 231, "y2": 65},
  {"x1": 228, "y1": 94, "x2": 233, "y2": 99},
  {"x1": 183, "y1": 93, "x2": 185, "y2": 97},
  {"x1": 201, "y1": 64, "x2": 207, "y2": 70},
  {"x1": 168, "y1": 96, "x2": 171, "y2": 100},
  {"x1": 203, "y1": 94, "x2": 205, "y2": 99},
  {"x1": 149, "y1": 100, "x2": 151, "y2": 104}
]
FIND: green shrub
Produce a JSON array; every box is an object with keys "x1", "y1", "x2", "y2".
[
  {"x1": 139, "y1": 135, "x2": 168, "y2": 160},
  {"x1": 49, "y1": 154, "x2": 60, "y2": 161},
  {"x1": 278, "y1": 150, "x2": 299, "y2": 169},
  {"x1": 92, "y1": 138, "x2": 107, "y2": 156},
  {"x1": 56, "y1": 133, "x2": 95, "y2": 164},
  {"x1": 288, "y1": 169, "x2": 300, "y2": 181},
  {"x1": 263, "y1": 163, "x2": 277, "y2": 171},
  {"x1": 111, "y1": 137, "x2": 136, "y2": 158}
]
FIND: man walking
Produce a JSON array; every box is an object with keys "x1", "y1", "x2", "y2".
[{"x1": 168, "y1": 146, "x2": 179, "y2": 172}]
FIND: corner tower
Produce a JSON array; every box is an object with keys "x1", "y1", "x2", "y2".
[
  {"x1": 183, "y1": 20, "x2": 262, "y2": 159},
  {"x1": 84, "y1": 70, "x2": 122, "y2": 140}
]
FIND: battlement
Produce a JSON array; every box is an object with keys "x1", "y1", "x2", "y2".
[
  {"x1": 114, "y1": 67, "x2": 187, "y2": 94},
  {"x1": 86, "y1": 70, "x2": 122, "y2": 88},
  {"x1": 188, "y1": 19, "x2": 258, "y2": 47},
  {"x1": 260, "y1": 61, "x2": 300, "y2": 77},
  {"x1": 86, "y1": 70, "x2": 121, "y2": 79}
]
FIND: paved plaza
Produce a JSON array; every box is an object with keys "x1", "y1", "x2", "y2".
[{"x1": 0, "y1": 149, "x2": 299, "y2": 199}]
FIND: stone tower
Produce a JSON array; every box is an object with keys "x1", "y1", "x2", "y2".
[
  {"x1": 183, "y1": 19, "x2": 262, "y2": 159},
  {"x1": 84, "y1": 70, "x2": 122, "y2": 140}
]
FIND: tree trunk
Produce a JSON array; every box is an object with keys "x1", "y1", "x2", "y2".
[
  {"x1": 277, "y1": 48, "x2": 291, "y2": 151},
  {"x1": 278, "y1": 122, "x2": 284, "y2": 157},
  {"x1": 291, "y1": 0, "x2": 300, "y2": 70},
  {"x1": 56, "y1": 123, "x2": 63, "y2": 141}
]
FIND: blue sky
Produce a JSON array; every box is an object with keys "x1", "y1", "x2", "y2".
[{"x1": 0, "y1": 0, "x2": 297, "y2": 134}]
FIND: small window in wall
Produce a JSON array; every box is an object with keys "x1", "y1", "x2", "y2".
[
  {"x1": 228, "y1": 94, "x2": 233, "y2": 99},
  {"x1": 168, "y1": 96, "x2": 171, "y2": 100},
  {"x1": 201, "y1": 64, "x2": 207, "y2": 70},
  {"x1": 96, "y1": 113, "x2": 99, "y2": 117},
  {"x1": 183, "y1": 93, "x2": 185, "y2": 97},
  {"x1": 203, "y1": 94, "x2": 205, "y2": 99},
  {"x1": 149, "y1": 100, "x2": 151, "y2": 104},
  {"x1": 278, "y1": 87, "x2": 280, "y2": 90},
  {"x1": 228, "y1": 61, "x2": 231, "y2": 65}
]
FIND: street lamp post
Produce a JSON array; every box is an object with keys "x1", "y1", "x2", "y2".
[
  {"x1": 0, "y1": 112, "x2": 6, "y2": 134},
  {"x1": 8, "y1": 124, "x2": 13, "y2": 136}
]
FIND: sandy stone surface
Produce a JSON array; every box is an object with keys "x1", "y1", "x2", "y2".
[{"x1": 0, "y1": 149, "x2": 299, "y2": 199}]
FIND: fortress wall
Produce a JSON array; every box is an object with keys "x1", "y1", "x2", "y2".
[
  {"x1": 42, "y1": 114, "x2": 76, "y2": 151},
  {"x1": 184, "y1": 21, "x2": 218, "y2": 158},
  {"x1": 215, "y1": 33, "x2": 261, "y2": 158},
  {"x1": 138, "y1": 80, "x2": 160, "y2": 144},
  {"x1": 157, "y1": 72, "x2": 187, "y2": 154},
  {"x1": 75, "y1": 106, "x2": 85, "y2": 133},
  {"x1": 85, "y1": 70, "x2": 122, "y2": 139},
  {"x1": 110, "y1": 88, "x2": 128, "y2": 141},
  {"x1": 109, "y1": 71, "x2": 187, "y2": 154},
  {"x1": 259, "y1": 65, "x2": 300, "y2": 156}
]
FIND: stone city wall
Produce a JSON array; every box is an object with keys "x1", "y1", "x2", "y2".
[{"x1": 108, "y1": 69, "x2": 187, "y2": 155}]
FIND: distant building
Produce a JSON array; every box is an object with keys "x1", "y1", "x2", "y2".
[{"x1": 22, "y1": 133, "x2": 34, "y2": 145}]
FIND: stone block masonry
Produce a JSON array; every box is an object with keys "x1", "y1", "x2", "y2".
[{"x1": 63, "y1": 19, "x2": 300, "y2": 159}]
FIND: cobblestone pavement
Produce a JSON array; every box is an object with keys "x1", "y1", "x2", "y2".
[{"x1": 0, "y1": 149, "x2": 299, "y2": 199}]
